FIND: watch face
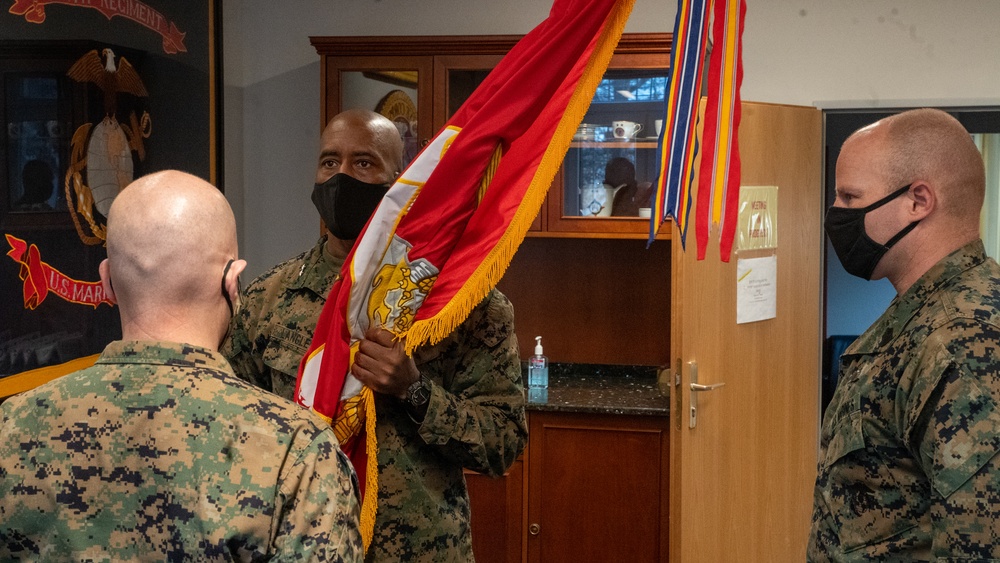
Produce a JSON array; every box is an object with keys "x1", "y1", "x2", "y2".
[{"x1": 408, "y1": 378, "x2": 430, "y2": 406}]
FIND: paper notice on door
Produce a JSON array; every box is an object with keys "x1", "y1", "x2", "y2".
[
  {"x1": 737, "y1": 186, "x2": 778, "y2": 251},
  {"x1": 736, "y1": 255, "x2": 777, "y2": 324}
]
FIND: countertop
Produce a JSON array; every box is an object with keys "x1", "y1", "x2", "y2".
[{"x1": 524, "y1": 363, "x2": 670, "y2": 416}]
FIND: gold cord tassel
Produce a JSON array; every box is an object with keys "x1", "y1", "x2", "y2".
[{"x1": 359, "y1": 385, "x2": 379, "y2": 551}]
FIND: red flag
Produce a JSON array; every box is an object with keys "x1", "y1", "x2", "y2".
[{"x1": 295, "y1": 0, "x2": 635, "y2": 550}]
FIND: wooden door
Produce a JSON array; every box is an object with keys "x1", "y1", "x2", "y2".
[
  {"x1": 669, "y1": 101, "x2": 822, "y2": 562},
  {"x1": 527, "y1": 412, "x2": 669, "y2": 563}
]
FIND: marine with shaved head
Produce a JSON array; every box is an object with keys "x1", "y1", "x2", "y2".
[
  {"x1": 224, "y1": 109, "x2": 527, "y2": 560},
  {"x1": 810, "y1": 109, "x2": 1000, "y2": 560},
  {"x1": 0, "y1": 170, "x2": 363, "y2": 561}
]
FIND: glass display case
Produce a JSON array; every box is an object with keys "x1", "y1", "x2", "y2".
[
  {"x1": 546, "y1": 61, "x2": 669, "y2": 238},
  {"x1": 565, "y1": 70, "x2": 666, "y2": 219},
  {"x1": 312, "y1": 34, "x2": 670, "y2": 239},
  {"x1": 436, "y1": 55, "x2": 669, "y2": 238}
]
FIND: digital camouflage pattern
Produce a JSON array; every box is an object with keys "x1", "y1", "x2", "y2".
[
  {"x1": 366, "y1": 288, "x2": 526, "y2": 562},
  {"x1": 224, "y1": 236, "x2": 341, "y2": 400},
  {"x1": 224, "y1": 235, "x2": 528, "y2": 562},
  {"x1": 809, "y1": 241, "x2": 1000, "y2": 561},
  {"x1": 0, "y1": 340, "x2": 363, "y2": 562}
]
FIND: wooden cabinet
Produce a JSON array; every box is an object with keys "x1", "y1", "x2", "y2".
[
  {"x1": 526, "y1": 411, "x2": 669, "y2": 562},
  {"x1": 496, "y1": 237, "x2": 671, "y2": 366},
  {"x1": 311, "y1": 34, "x2": 671, "y2": 240},
  {"x1": 468, "y1": 411, "x2": 669, "y2": 563},
  {"x1": 467, "y1": 459, "x2": 526, "y2": 563}
]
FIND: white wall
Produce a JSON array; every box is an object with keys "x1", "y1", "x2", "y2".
[{"x1": 225, "y1": 0, "x2": 1000, "y2": 278}]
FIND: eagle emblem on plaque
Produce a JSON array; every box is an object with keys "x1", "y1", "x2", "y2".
[{"x1": 64, "y1": 48, "x2": 152, "y2": 245}]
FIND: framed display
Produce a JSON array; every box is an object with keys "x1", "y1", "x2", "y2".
[{"x1": 0, "y1": 1, "x2": 222, "y2": 377}]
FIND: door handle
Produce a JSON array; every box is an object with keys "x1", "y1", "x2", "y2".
[{"x1": 688, "y1": 361, "x2": 724, "y2": 429}]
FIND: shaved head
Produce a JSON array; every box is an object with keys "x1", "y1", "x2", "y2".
[
  {"x1": 104, "y1": 170, "x2": 242, "y2": 346},
  {"x1": 332, "y1": 108, "x2": 404, "y2": 173},
  {"x1": 836, "y1": 108, "x2": 986, "y2": 292},
  {"x1": 847, "y1": 108, "x2": 985, "y2": 220},
  {"x1": 317, "y1": 109, "x2": 405, "y2": 184}
]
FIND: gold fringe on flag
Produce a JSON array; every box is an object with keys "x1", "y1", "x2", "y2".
[
  {"x1": 328, "y1": 385, "x2": 378, "y2": 551},
  {"x1": 403, "y1": 0, "x2": 635, "y2": 354},
  {"x1": 360, "y1": 386, "x2": 378, "y2": 551}
]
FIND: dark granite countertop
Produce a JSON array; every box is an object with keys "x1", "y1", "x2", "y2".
[{"x1": 524, "y1": 363, "x2": 670, "y2": 416}]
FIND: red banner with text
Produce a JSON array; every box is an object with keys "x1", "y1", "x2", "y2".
[
  {"x1": 9, "y1": 0, "x2": 186, "y2": 53},
  {"x1": 5, "y1": 234, "x2": 112, "y2": 310}
]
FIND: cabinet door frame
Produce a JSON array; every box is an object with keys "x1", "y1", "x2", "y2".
[
  {"x1": 431, "y1": 52, "x2": 508, "y2": 130},
  {"x1": 543, "y1": 50, "x2": 672, "y2": 239},
  {"x1": 317, "y1": 55, "x2": 434, "y2": 143},
  {"x1": 527, "y1": 411, "x2": 669, "y2": 562}
]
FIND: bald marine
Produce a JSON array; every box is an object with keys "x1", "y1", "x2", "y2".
[
  {"x1": 0, "y1": 169, "x2": 364, "y2": 559},
  {"x1": 99, "y1": 169, "x2": 246, "y2": 350}
]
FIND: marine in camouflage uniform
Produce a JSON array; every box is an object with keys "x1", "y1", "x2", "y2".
[
  {"x1": 0, "y1": 340, "x2": 363, "y2": 561},
  {"x1": 224, "y1": 235, "x2": 528, "y2": 562},
  {"x1": 809, "y1": 241, "x2": 1000, "y2": 560}
]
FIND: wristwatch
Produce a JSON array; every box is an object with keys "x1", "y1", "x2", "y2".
[{"x1": 405, "y1": 374, "x2": 431, "y2": 409}]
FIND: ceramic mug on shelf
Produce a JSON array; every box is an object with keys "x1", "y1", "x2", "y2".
[
  {"x1": 612, "y1": 120, "x2": 642, "y2": 139},
  {"x1": 580, "y1": 183, "x2": 615, "y2": 217}
]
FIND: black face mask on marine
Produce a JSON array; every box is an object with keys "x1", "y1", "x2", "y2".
[
  {"x1": 824, "y1": 184, "x2": 919, "y2": 280},
  {"x1": 311, "y1": 173, "x2": 390, "y2": 241}
]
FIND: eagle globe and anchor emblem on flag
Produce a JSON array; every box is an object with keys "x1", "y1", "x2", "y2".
[{"x1": 64, "y1": 47, "x2": 152, "y2": 245}]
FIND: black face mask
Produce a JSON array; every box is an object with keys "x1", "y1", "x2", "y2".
[
  {"x1": 825, "y1": 184, "x2": 919, "y2": 280},
  {"x1": 311, "y1": 173, "x2": 390, "y2": 241}
]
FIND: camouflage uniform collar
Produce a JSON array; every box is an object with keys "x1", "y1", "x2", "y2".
[
  {"x1": 288, "y1": 236, "x2": 344, "y2": 295},
  {"x1": 849, "y1": 240, "x2": 988, "y2": 355},
  {"x1": 97, "y1": 340, "x2": 230, "y2": 371}
]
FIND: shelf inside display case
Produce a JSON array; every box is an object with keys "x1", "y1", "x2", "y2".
[{"x1": 557, "y1": 67, "x2": 666, "y2": 228}]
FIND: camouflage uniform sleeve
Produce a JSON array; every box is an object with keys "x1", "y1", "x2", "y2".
[
  {"x1": 906, "y1": 321, "x2": 1000, "y2": 559},
  {"x1": 273, "y1": 426, "x2": 364, "y2": 562},
  {"x1": 415, "y1": 290, "x2": 528, "y2": 477}
]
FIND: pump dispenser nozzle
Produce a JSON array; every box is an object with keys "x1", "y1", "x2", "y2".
[{"x1": 534, "y1": 336, "x2": 544, "y2": 355}]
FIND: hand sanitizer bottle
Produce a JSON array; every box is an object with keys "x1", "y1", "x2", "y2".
[{"x1": 528, "y1": 336, "x2": 549, "y2": 402}]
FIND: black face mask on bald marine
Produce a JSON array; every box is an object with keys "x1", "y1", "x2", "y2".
[
  {"x1": 311, "y1": 173, "x2": 391, "y2": 241},
  {"x1": 824, "y1": 184, "x2": 919, "y2": 280}
]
